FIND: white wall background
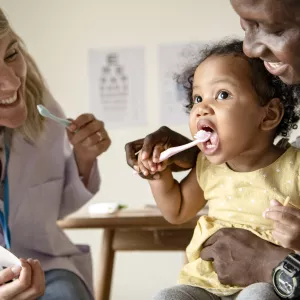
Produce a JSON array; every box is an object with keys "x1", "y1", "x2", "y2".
[{"x1": 2, "y1": 1, "x2": 295, "y2": 299}]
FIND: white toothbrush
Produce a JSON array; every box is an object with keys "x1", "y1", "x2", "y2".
[
  {"x1": 158, "y1": 130, "x2": 211, "y2": 162},
  {"x1": 37, "y1": 105, "x2": 71, "y2": 127},
  {"x1": 133, "y1": 130, "x2": 211, "y2": 174}
]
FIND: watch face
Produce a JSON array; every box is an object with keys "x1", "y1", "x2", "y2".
[{"x1": 275, "y1": 270, "x2": 294, "y2": 296}]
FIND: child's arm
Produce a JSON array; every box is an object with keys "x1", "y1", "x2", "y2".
[{"x1": 148, "y1": 166, "x2": 206, "y2": 224}]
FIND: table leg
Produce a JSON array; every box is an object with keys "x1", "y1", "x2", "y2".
[{"x1": 96, "y1": 229, "x2": 115, "y2": 300}]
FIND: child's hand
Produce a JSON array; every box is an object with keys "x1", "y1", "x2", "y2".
[
  {"x1": 263, "y1": 199, "x2": 300, "y2": 251},
  {"x1": 135, "y1": 145, "x2": 168, "y2": 178}
]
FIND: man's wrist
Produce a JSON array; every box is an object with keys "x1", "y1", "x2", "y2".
[
  {"x1": 263, "y1": 247, "x2": 292, "y2": 283},
  {"x1": 171, "y1": 146, "x2": 200, "y2": 171}
]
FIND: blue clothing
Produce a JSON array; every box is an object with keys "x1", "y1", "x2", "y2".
[{"x1": 39, "y1": 269, "x2": 94, "y2": 300}]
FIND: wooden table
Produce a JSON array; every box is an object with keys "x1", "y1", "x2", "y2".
[{"x1": 58, "y1": 207, "x2": 205, "y2": 300}]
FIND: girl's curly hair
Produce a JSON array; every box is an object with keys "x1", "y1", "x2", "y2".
[{"x1": 175, "y1": 39, "x2": 300, "y2": 138}]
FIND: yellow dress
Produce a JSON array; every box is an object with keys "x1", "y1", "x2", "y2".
[{"x1": 178, "y1": 146, "x2": 300, "y2": 296}]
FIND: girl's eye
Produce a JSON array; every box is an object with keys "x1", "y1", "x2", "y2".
[
  {"x1": 217, "y1": 91, "x2": 230, "y2": 100},
  {"x1": 193, "y1": 95, "x2": 202, "y2": 104}
]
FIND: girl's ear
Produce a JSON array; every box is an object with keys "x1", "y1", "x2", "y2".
[{"x1": 260, "y1": 98, "x2": 283, "y2": 132}]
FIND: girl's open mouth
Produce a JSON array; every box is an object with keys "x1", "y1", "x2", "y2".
[{"x1": 200, "y1": 125, "x2": 219, "y2": 154}]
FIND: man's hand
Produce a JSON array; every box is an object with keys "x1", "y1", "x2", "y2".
[
  {"x1": 125, "y1": 126, "x2": 199, "y2": 179},
  {"x1": 264, "y1": 199, "x2": 300, "y2": 251},
  {"x1": 200, "y1": 228, "x2": 290, "y2": 286}
]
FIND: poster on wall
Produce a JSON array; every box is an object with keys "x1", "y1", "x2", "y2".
[
  {"x1": 88, "y1": 47, "x2": 146, "y2": 128},
  {"x1": 158, "y1": 42, "x2": 204, "y2": 125}
]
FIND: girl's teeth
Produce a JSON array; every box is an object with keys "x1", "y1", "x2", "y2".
[
  {"x1": 0, "y1": 93, "x2": 17, "y2": 105},
  {"x1": 269, "y1": 62, "x2": 283, "y2": 68},
  {"x1": 207, "y1": 144, "x2": 216, "y2": 149}
]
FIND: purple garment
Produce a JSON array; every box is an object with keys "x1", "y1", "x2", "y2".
[{"x1": 7, "y1": 93, "x2": 100, "y2": 295}]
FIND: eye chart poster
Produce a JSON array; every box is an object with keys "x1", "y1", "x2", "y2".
[{"x1": 88, "y1": 47, "x2": 146, "y2": 128}]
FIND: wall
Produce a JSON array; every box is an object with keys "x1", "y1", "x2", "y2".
[{"x1": 1, "y1": 1, "x2": 247, "y2": 299}]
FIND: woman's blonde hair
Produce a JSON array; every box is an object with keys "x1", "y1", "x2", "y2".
[{"x1": 0, "y1": 8, "x2": 46, "y2": 142}]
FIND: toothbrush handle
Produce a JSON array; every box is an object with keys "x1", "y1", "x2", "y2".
[{"x1": 159, "y1": 140, "x2": 200, "y2": 162}]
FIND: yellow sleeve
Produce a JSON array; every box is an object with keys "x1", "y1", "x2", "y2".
[
  {"x1": 195, "y1": 152, "x2": 202, "y2": 186},
  {"x1": 290, "y1": 148, "x2": 300, "y2": 208},
  {"x1": 196, "y1": 152, "x2": 209, "y2": 190}
]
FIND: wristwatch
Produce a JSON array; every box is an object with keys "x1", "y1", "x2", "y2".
[{"x1": 273, "y1": 253, "x2": 300, "y2": 299}]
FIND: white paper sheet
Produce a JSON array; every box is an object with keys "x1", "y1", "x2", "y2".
[
  {"x1": 88, "y1": 47, "x2": 146, "y2": 129},
  {"x1": 0, "y1": 246, "x2": 21, "y2": 268},
  {"x1": 158, "y1": 42, "x2": 204, "y2": 125}
]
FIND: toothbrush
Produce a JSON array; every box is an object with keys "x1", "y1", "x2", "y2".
[
  {"x1": 158, "y1": 130, "x2": 211, "y2": 162},
  {"x1": 37, "y1": 105, "x2": 72, "y2": 127},
  {"x1": 133, "y1": 130, "x2": 211, "y2": 174}
]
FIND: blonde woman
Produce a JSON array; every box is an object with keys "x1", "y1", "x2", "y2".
[{"x1": 0, "y1": 8, "x2": 110, "y2": 300}]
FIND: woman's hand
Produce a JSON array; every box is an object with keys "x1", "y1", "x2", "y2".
[
  {"x1": 125, "y1": 126, "x2": 199, "y2": 179},
  {"x1": 264, "y1": 199, "x2": 300, "y2": 251},
  {"x1": 67, "y1": 114, "x2": 111, "y2": 184},
  {"x1": 0, "y1": 258, "x2": 45, "y2": 300}
]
